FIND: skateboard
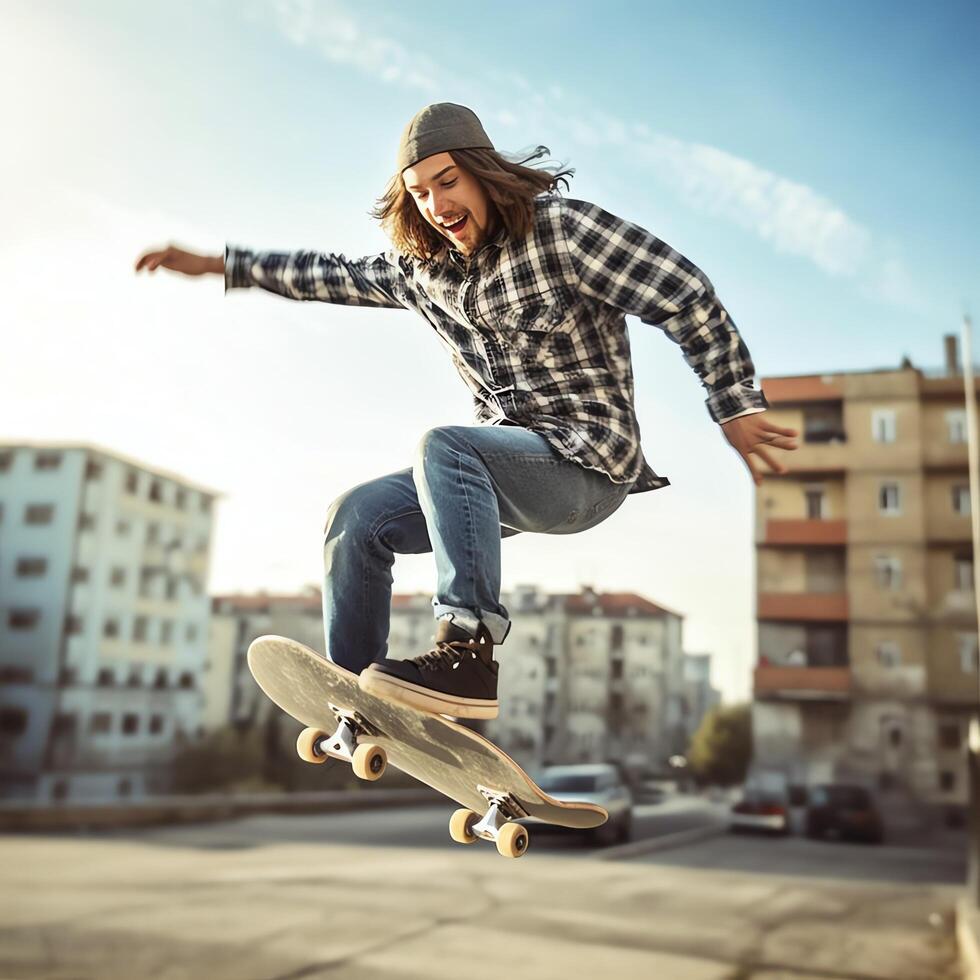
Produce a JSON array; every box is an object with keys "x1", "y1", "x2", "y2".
[{"x1": 247, "y1": 635, "x2": 608, "y2": 858}]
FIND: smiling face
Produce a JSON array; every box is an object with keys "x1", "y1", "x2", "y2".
[{"x1": 402, "y1": 151, "x2": 495, "y2": 256}]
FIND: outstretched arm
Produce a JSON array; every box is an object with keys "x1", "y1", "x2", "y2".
[
  {"x1": 135, "y1": 243, "x2": 413, "y2": 310},
  {"x1": 560, "y1": 198, "x2": 797, "y2": 482}
]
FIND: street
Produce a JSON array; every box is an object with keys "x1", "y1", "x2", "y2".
[{"x1": 0, "y1": 798, "x2": 964, "y2": 979}]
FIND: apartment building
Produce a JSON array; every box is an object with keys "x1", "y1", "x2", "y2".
[
  {"x1": 752, "y1": 337, "x2": 977, "y2": 818},
  {"x1": 211, "y1": 585, "x2": 691, "y2": 778},
  {"x1": 388, "y1": 585, "x2": 688, "y2": 776},
  {"x1": 0, "y1": 442, "x2": 218, "y2": 802},
  {"x1": 206, "y1": 589, "x2": 324, "y2": 730}
]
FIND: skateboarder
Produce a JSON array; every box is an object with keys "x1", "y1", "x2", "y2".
[{"x1": 135, "y1": 102, "x2": 798, "y2": 722}]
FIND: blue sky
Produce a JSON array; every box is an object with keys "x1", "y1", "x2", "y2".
[{"x1": 3, "y1": 0, "x2": 978, "y2": 700}]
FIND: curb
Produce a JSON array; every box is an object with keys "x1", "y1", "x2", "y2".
[
  {"x1": 958, "y1": 897, "x2": 980, "y2": 980},
  {"x1": 597, "y1": 821, "x2": 726, "y2": 860},
  {"x1": 0, "y1": 788, "x2": 441, "y2": 833}
]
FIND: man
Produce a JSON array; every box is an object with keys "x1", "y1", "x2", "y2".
[{"x1": 135, "y1": 102, "x2": 798, "y2": 721}]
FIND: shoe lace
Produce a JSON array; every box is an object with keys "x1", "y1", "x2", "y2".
[{"x1": 410, "y1": 641, "x2": 473, "y2": 672}]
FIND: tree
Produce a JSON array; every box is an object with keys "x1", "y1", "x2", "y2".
[{"x1": 687, "y1": 703, "x2": 752, "y2": 787}]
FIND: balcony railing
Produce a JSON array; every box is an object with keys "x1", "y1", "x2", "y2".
[
  {"x1": 763, "y1": 519, "x2": 847, "y2": 546},
  {"x1": 754, "y1": 665, "x2": 851, "y2": 700},
  {"x1": 758, "y1": 593, "x2": 849, "y2": 622}
]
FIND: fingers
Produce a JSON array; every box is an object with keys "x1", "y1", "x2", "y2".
[
  {"x1": 761, "y1": 421, "x2": 799, "y2": 437},
  {"x1": 754, "y1": 445, "x2": 787, "y2": 476},
  {"x1": 134, "y1": 246, "x2": 169, "y2": 273}
]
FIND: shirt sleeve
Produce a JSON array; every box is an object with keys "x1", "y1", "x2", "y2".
[
  {"x1": 559, "y1": 198, "x2": 769, "y2": 424},
  {"x1": 223, "y1": 245, "x2": 413, "y2": 310}
]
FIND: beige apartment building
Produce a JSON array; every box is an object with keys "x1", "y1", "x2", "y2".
[{"x1": 752, "y1": 337, "x2": 978, "y2": 820}]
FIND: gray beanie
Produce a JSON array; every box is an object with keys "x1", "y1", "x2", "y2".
[{"x1": 397, "y1": 103, "x2": 494, "y2": 173}]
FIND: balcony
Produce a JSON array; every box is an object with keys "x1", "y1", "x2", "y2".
[
  {"x1": 763, "y1": 519, "x2": 847, "y2": 546},
  {"x1": 754, "y1": 665, "x2": 851, "y2": 701},
  {"x1": 758, "y1": 593, "x2": 849, "y2": 622}
]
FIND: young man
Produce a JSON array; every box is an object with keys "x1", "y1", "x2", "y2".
[{"x1": 135, "y1": 102, "x2": 798, "y2": 722}]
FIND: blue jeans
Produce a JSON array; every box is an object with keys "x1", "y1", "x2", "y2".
[{"x1": 321, "y1": 424, "x2": 631, "y2": 673}]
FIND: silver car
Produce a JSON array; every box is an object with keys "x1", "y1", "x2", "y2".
[{"x1": 527, "y1": 763, "x2": 634, "y2": 846}]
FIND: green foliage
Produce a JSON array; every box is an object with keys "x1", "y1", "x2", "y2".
[{"x1": 687, "y1": 703, "x2": 753, "y2": 787}]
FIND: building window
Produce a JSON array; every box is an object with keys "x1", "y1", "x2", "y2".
[
  {"x1": 52, "y1": 713, "x2": 76, "y2": 736},
  {"x1": 126, "y1": 470, "x2": 139, "y2": 494},
  {"x1": 0, "y1": 666, "x2": 32, "y2": 684},
  {"x1": 175, "y1": 488, "x2": 186, "y2": 509},
  {"x1": 955, "y1": 555, "x2": 974, "y2": 593},
  {"x1": 873, "y1": 556, "x2": 902, "y2": 591},
  {"x1": 958, "y1": 634, "x2": 978, "y2": 673},
  {"x1": 0, "y1": 450, "x2": 13, "y2": 472},
  {"x1": 953, "y1": 485, "x2": 971, "y2": 516},
  {"x1": 126, "y1": 668, "x2": 142, "y2": 688},
  {"x1": 871, "y1": 409, "x2": 896, "y2": 443},
  {"x1": 611, "y1": 625, "x2": 624, "y2": 651},
  {"x1": 611, "y1": 658, "x2": 624, "y2": 679},
  {"x1": 9, "y1": 609, "x2": 40, "y2": 630},
  {"x1": 940, "y1": 771, "x2": 956, "y2": 793},
  {"x1": 59, "y1": 666, "x2": 77, "y2": 686},
  {"x1": 90, "y1": 712, "x2": 112, "y2": 734},
  {"x1": 16, "y1": 557, "x2": 47, "y2": 577},
  {"x1": 185, "y1": 624, "x2": 198, "y2": 643},
  {"x1": 116, "y1": 519, "x2": 130, "y2": 536},
  {"x1": 71, "y1": 566, "x2": 90, "y2": 584},
  {"x1": 149, "y1": 479, "x2": 163, "y2": 503},
  {"x1": 34, "y1": 452, "x2": 63, "y2": 471},
  {"x1": 948, "y1": 410, "x2": 967, "y2": 444},
  {"x1": 149, "y1": 714, "x2": 165, "y2": 735},
  {"x1": 25, "y1": 504, "x2": 54, "y2": 525},
  {"x1": 97, "y1": 667, "x2": 115, "y2": 687},
  {"x1": 111, "y1": 567, "x2": 127, "y2": 587},
  {"x1": 178, "y1": 672, "x2": 195, "y2": 690},
  {"x1": 118, "y1": 778, "x2": 132, "y2": 797},
  {"x1": 85, "y1": 459, "x2": 102, "y2": 480},
  {"x1": 939, "y1": 723, "x2": 961, "y2": 750},
  {"x1": 165, "y1": 576, "x2": 178, "y2": 600},
  {"x1": 103, "y1": 618, "x2": 120, "y2": 638},
  {"x1": 878, "y1": 483, "x2": 901, "y2": 516},
  {"x1": 122, "y1": 714, "x2": 139, "y2": 735},
  {"x1": 64, "y1": 615, "x2": 83, "y2": 636},
  {"x1": 133, "y1": 617, "x2": 149, "y2": 642},
  {"x1": 0, "y1": 707, "x2": 29, "y2": 736},
  {"x1": 146, "y1": 522, "x2": 159, "y2": 545},
  {"x1": 876, "y1": 642, "x2": 901, "y2": 668},
  {"x1": 804, "y1": 487, "x2": 825, "y2": 520},
  {"x1": 153, "y1": 668, "x2": 168, "y2": 690},
  {"x1": 161, "y1": 621, "x2": 174, "y2": 645}
]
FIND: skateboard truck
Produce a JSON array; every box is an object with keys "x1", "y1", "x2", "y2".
[
  {"x1": 448, "y1": 786, "x2": 531, "y2": 858},
  {"x1": 295, "y1": 710, "x2": 388, "y2": 781}
]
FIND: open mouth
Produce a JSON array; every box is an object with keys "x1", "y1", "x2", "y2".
[{"x1": 441, "y1": 214, "x2": 468, "y2": 235}]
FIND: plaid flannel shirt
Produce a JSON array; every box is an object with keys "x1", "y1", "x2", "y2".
[{"x1": 225, "y1": 192, "x2": 769, "y2": 493}]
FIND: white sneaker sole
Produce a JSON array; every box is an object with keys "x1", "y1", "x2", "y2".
[{"x1": 359, "y1": 667, "x2": 499, "y2": 720}]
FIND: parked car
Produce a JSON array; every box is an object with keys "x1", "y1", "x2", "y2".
[
  {"x1": 529, "y1": 763, "x2": 634, "y2": 846},
  {"x1": 805, "y1": 784, "x2": 884, "y2": 844},
  {"x1": 729, "y1": 789, "x2": 790, "y2": 835}
]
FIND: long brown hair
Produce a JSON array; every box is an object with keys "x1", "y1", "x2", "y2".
[{"x1": 371, "y1": 146, "x2": 574, "y2": 262}]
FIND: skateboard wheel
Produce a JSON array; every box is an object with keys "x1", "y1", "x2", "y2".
[
  {"x1": 496, "y1": 822, "x2": 529, "y2": 859},
  {"x1": 296, "y1": 727, "x2": 329, "y2": 764},
  {"x1": 351, "y1": 743, "x2": 387, "y2": 781},
  {"x1": 448, "y1": 808, "x2": 480, "y2": 845}
]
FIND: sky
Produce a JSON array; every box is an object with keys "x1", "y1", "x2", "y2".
[{"x1": 2, "y1": 0, "x2": 978, "y2": 702}]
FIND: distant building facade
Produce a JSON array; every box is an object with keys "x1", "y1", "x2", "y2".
[
  {"x1": 752, "y1": 336, "x2": 978, "y2": 821},
  {"x1": 681, "y1": 653, "x2": 721, "y2": 744},
  {"x1": 0, "y1": 443, "x2": 217, "y2": 802}
]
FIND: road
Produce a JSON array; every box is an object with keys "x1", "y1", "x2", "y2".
[
  {"x1": 117, "y1": 793, "x2": 725, "y2": 855},
  {"x1": 0, "y1": 797, "x2": 965, "y2": 979}
]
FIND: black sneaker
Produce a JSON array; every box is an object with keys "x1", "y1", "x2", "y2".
[{"x1": 358, "y1": 619, "x2": 499, "y2": 719}]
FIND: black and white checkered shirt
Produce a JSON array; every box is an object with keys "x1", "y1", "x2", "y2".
[{"x1": 225, "y1": 192, "x2": 769, "y2": 493}]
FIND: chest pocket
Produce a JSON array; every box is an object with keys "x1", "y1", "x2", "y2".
[{"x1": 496, "y1": 287, "x2": 574, "y2": 337}]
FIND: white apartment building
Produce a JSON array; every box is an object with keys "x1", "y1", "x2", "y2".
[
  {"x1": 208, "y1": 585, "x2": 691, "y2": 779},
  {"x1": 0, "y1": 442, "x2": 218, "y2": 802}
]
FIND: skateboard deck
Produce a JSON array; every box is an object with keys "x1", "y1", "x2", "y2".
[{"x1": 247, "y1": 635, "x2": 607, "y2": 856}]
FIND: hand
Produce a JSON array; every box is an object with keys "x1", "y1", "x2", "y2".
[
  {"x1": 720, "y1": 412, "x2": 799, "y2": 486},
  {"x1": 134, "y1": 245, "x2": 222, "y2": 277}
]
